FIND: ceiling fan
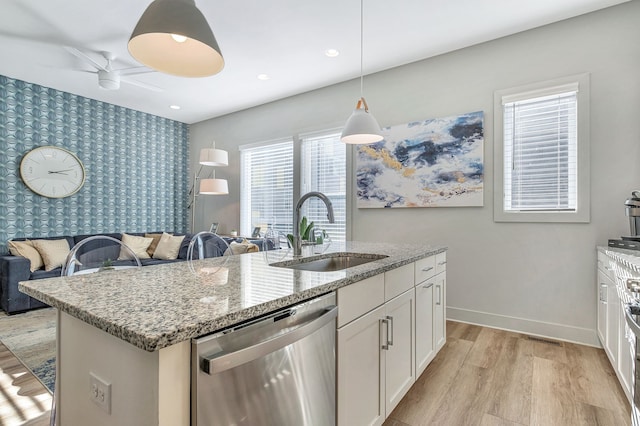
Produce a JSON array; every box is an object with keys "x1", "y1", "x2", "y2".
[{"x1": 64, "y1": 47, "x2": 162, "y2": 92}]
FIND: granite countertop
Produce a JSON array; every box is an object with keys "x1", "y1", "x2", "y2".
[
  {"x1": 20, "y1": 241, "x2": 446, "y2": 352},
  {"x1": 598, "y1": 245, "x2": 640, "y2": 273}
]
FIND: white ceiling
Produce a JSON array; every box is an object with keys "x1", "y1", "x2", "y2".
[{"x1": 0, "y1": 0, "x2": 628, "y2": 124}]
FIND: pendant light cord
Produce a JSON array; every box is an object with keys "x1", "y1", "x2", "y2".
[{"x1": 359, "y1": 0, "x2": 364, "y2": 98}]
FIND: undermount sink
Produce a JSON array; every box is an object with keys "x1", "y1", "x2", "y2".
[{"x1": 271, "y1": 253, "x2": 388, "y2": 272}]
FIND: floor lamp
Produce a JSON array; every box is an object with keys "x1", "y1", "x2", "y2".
[{"x1": 188, "y1": 143, "x2": 228, "y2": 232}]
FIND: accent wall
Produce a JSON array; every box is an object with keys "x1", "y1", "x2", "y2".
[{"x1": 0, "y1": 75, "x2": 189, "y2": 253}]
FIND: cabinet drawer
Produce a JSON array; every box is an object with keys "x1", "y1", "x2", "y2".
[
  {"x1": 414, "y1": 256, "x2": 436, "y2": 285},
  {"x1": 435, "y1": 252, "x2": 447, "y2": 275},
  {"x1": 337, "y1": 274, "x2": 385, "y2": 328},
  {"x1": 385, "y1": 263, "x2": 414, "y2": 301}
]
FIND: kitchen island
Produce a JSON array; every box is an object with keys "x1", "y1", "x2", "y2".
[{"x1": 20, "y1": 241, "x2": 445, "y2": 425}]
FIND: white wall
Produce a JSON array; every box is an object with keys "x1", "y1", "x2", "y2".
[{"x1": 190, "y1": 2, "x2": 640, "y2": 345}]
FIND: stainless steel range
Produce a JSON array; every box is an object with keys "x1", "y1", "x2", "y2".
[{"x1": 624, "y1": 279, "x2": 640, "y2": 426}]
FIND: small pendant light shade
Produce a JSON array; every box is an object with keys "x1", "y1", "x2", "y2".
[
  {"x1": 128, "y1": 0, "x2": 224, "y2": 77},
  {"x1": 199, "y1": 178, "x2": 228, "y2": 195},
  {"x1": 341, "y1": 97, "x2": 384, "y2": 144}
]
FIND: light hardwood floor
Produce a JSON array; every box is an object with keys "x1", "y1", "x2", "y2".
[
  {"x1": 0, "y1": 320, "x2": 630, "y2": 425},
  {"x1": 384, "y1": 321, "x2": 631, "y2": 426},
  {"x1": 0, "y1": 342, "x2": 51, "y2": 426}
]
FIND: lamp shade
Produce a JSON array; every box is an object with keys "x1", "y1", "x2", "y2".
[
  {"x1": 128, "y1": 0, "x2": 224, "y2": 77},
  {"x1": 340, "y1": 98, "x2": 384, "y2": 144},
  {"x1": 199, "y1": 148, "x2": 228, "y2": 166},
  {"x1": 199, "y1": 178, "x2": 228, "y2": 195}
]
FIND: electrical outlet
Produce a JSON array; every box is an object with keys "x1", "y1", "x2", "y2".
[{"x1": 89, "y1": 372, "x2": 111, "y2": 414}]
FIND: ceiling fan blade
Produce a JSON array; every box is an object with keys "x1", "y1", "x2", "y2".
[
  {"x1": 120, "y1": 77, "x2": 163, "y2": 93},
  {"x1": 63, "y1": 46, "x2": 107, "y2": 72},
  {"x1": 119, "y1": 66, "x2": 155, "y2": 76}
]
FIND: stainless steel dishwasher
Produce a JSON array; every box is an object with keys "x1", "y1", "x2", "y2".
[{"x1": 192, "y1": 292, "x2": 337, "y2": 426}]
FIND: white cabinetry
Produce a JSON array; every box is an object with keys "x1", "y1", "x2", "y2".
[
  {"x1": 414, "y1": 252, "x2": 447, "y2": 377},
  {"x1": 337, "y1": 253, "x2": 447, "y2": 426},
  {"x1": 596, "y1": 249, "x2": 634, "y2": 403}
]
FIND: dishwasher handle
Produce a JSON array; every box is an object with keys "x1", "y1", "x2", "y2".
[{"x1": 201, "y1": 305, "x2": 338, "y2": 375}]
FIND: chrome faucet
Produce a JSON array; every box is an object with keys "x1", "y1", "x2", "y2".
[{"x1": 293, "y1": 191, "x2": 335, "y2": 256}]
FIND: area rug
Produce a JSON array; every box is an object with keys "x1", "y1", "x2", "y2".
[{"x1": 0, "y1": 308, "x2": 56, "y2": 393}]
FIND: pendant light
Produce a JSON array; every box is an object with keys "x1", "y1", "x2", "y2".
[
  {"x1": 340, "y1": 0, "x2": 383, "y2": 144},
  {"x1": 128, "y1": 0, "x2": 224, "y2": 77}
]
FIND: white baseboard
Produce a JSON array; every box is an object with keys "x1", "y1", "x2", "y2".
[{"x1": 447, "y1": 306, "x2": 601, "y2": 348}]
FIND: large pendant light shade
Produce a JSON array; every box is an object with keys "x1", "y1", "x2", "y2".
[
  {"x1": 341, "y1": 97, "x2": 384, "y2": 144},
  {"x1": 199, "y1": 178, "x2": 228, "y2": 195},
  {"x1": 128, "y1": 0, "x2": 224, "y2": 77}
]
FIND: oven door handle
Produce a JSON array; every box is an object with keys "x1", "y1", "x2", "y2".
[
  {"x1": 624, "y1": 304, "x2": 640, "y2": 338},
  {"x1": 201, "y1": 305, "x2": 338, "y2": 375}
]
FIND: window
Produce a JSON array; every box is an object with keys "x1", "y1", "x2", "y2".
[
  {"x1": 240, "y1": 140, "x2": 293, "y2": 237},
  {"x1": 494, "y1": 74, "x2": 590, "y2": 223},
  {"x1": 240, "y1": 132, "x2": 347, "y2": 241},
  {"x1": 300, "y1": 132, "x2": 346, "y2": 242}
]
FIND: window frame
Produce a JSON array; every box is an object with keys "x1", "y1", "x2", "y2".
[
  {"x1": 493, "y1": 74, "x2": 590, "y2": 223},
  {"x1": 239, "y1": 130, "x2": 348, "y2": 241}
]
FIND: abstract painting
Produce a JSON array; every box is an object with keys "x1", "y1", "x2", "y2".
[{"x1": 356, "y1": 111, "x2": 484, "y2": 208}]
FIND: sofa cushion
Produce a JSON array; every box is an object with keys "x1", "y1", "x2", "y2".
[
  {"x1": 177, "y1": 234, "x2": 193, "y2": 259},
  {"x1": 31, "y1": 239, "x2": 71, "y2": 271},
  {"x1": 144, "y1": 233, "x2": 164, "y2": 257},
  {"x1": 7, "y1": 240, "x2": 44, "y2": 272},
  {"x1": 225, "y1": 238, "x2": 260, "y2": 255},
  {"x1": 153, "y1": 233, "x2": 185, "y2": 260},
  {"x1": 30, "y1": 268, "x2": 63, "y2": 280},
  {"x1": 119, "y1": 233, "x2": 152, "y2": 260},
  {"x1": 140, "y1": 258, "x2": 181, "y2": 266}
]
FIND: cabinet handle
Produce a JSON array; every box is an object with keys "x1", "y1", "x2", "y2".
[
  {"x1": 386, "y1": 315, "x2": 394, "y2": 347},
  {"x1": 422, "y1": 283, "x2": 434, "y2": 289},
  {"x1": 436, "y1": 284, "x2": 442, "y2": 306},
  {"x1": 421, "y1": 266, "x2": 434, "y2": 272},
  {"x1": 380, "y1": 318, "x2": 390, "y2": 350},
  {"x1": 438, "y1": 261, "x2": 447, "y2": 266}
]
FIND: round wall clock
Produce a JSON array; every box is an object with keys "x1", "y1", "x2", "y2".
[{"x1": 19, "y1": 146, "x2": 86, "y2": 198}]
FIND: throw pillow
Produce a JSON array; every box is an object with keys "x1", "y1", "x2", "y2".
[
  {"x1": 118, "y1": 233, "x2": 153, "y2": 260},
  {"x1": 31, "y1": 239, "x2": 71, "y2": 271},
  {"x1": 153, "y1": 233, "x2": 185, "y2": 260},
  {"x1": 225, "y1": 238, "x2": 260, "y2": 255},
  {"x1": 144, "y1": 233, "x2": 165, "y2": 257},
  {"x1": 7, "y1": 240, "x2": 44, "y2": 272}
]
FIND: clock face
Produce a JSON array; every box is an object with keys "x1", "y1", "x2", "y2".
[{"x1": 19, "y1": 146, "x2": 86, "y2": 198}]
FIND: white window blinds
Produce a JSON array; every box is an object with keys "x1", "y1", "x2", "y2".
[
  {"x1": 503, "y1": 89, "x2": 578, "y2": 212},
  {"x1": 240, "y1": 140, "x2": 294, "y2": 237},
  {"x1": 300, "y1": 132, "x2": 346, "y2": 242}
]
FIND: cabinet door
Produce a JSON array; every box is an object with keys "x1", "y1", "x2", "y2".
[
  {"x1": 337, "y1": 305, "x2": 385, "y2": 426},
  {"x1": 596, "y1": 275, "x2": 607, "y2": 345},
  {"x1": 415, "y1": 281, "x2": 435, "y2": 377},
  {"x1": 434, "y1": 272, "x2": 446, "y2": 351},
  {"x1": 618, "y1": 301, "x2": 633, "y2": 402},
  {"x1": 606, "y1": 276, "x2": 619, "y2": 365},
  {"x1": 384, "y1": 289, "x2": 415, "y2": 415}
]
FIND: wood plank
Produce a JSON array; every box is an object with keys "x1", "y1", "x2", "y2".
[
  {"x1": 388, "y1": 337, "x2": 473, "y2": 424},
  {"x1": 0, "y1": 342, "x2": 52, "y2": 426},
  {"x1": 480, "y1": 413, "x2": 526, "y2": 426},
  {"x1": 563, "y1": 341, "x2": 630, "y2": 418},
  {"x1": 485, "y1": 336, "x2": 533, "y2": 425},
  {"x1": 447, "y1": 320, "x2": 483, "y2": 342}
]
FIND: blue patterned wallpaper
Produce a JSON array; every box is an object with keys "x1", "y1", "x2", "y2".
[{"x1": 0, "y1": 75, "x2": 189, "y2": 253}]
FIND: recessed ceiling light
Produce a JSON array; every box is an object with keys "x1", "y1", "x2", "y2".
[
  {"x1": 257, "y1": 74, "x2": 270, "y2": 81},
  {"x1": 170, "y1": 105, "x2": 181, "y2": 110},
  {"x1": 325, "y1": 49, "x2": 340, "y2": 57}
]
